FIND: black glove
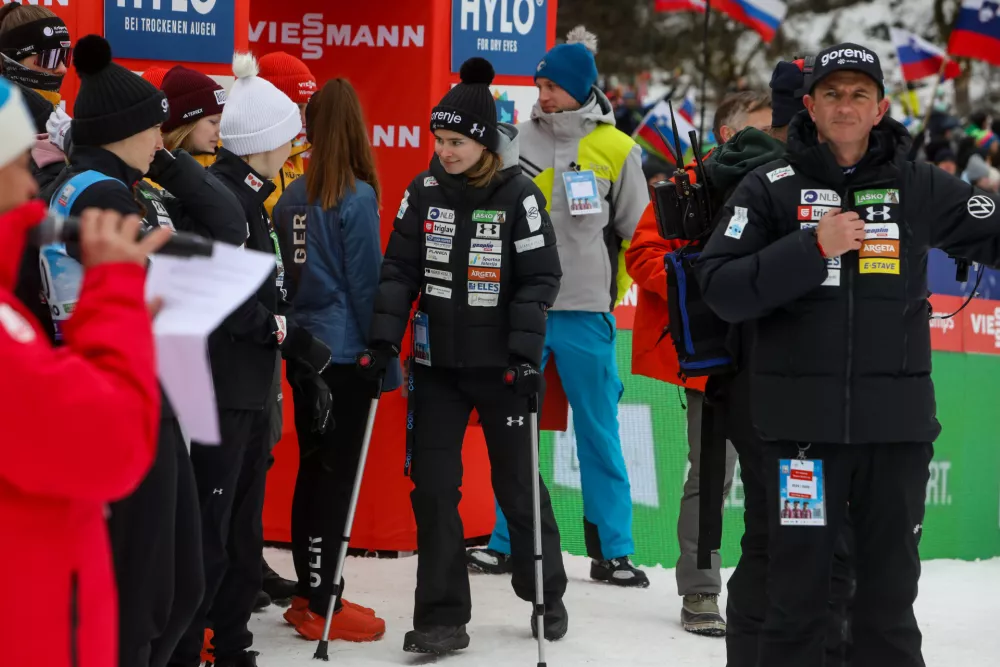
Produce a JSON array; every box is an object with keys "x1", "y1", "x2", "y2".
[
  {"x1": 356, "y1": 342, "x2": 399, "y2": 381},
  {"x1": 286, "y1": 360, "x2": 334, "y2": 434},
  {"x1": 503, "y1": 358, "x2": 544, "y2": 397},
  {"x1": 145, "y1": 148, "x2": 176, "y2": 182},
  {"x1": 280, "y1": 319, "x2": 332, "y2": 374}
]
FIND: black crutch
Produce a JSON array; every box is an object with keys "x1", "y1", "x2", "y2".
[
  {"x1": 528, "y1": 392, "x2": 547, "y2": 667},
  {"x1": 313, "y1": 361, "x2": 383, "y2": 661}
]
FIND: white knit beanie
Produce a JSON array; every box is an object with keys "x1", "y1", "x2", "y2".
[
  {"x1": 220, "y1": 52, "x2": 302, "y2": 157},
  {"x1": 0, "y1": 80, "x2": 36, "y2": 171}
]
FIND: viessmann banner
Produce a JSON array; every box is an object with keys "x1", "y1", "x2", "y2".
[{"x1": 104, "y1": 0, "x2": 235, "y2": 64}]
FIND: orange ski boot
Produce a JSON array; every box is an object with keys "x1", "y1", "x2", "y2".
[
  {"x1": 294, "y1": 606, "x2": 385, "y2": 642},
  {"x1": 200, "y1": 628, "x2": 215, "y2": 664}
]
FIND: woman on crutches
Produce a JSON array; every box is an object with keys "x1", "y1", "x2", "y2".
[
  {"x1": 358, "y1": 56, "x2": 569, "y2": 656},
  {"x1": 271, "y1": 77, "x2": 400, "y2": 644}
]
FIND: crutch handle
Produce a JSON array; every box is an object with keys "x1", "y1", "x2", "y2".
[{"x1": 528, "y1": 392, "x2": 539, "y2": 414}]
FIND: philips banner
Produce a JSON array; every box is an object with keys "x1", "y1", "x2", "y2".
[
  {"x1": 104, "y1": 0, "x2": 236, "y2": 64},
  {"x1": 451, "y1": 0, "x2": 548, "y2": 75}
]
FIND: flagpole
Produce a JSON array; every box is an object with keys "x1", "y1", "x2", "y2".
[
  {"x1": 699, "y1": 0, "x2": 711, "y2": 156},
  {"x1": 919, "y1": 58, "x2": 948, "y2": 137}
]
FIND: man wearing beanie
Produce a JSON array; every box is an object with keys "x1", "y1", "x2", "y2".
[
  {"x1": 37, "y1": 34, "x2": 250, "y2": 667},
  {"x1": 171, "y1": 52, "x2": 331, "y2": 667},
  {"x1": 625, "y1": 91, "x2": 776, "y2": 638},
  {"x1": 468, "y1": 26, "x2": 652, "y2": 589},
  {"x1": 258, "y1": 51, "x2": 317, "y2": 217},
  {"x1": 697, "y1": 42, "x2": 1000, "y2": 667},
  {"x1": 0, "y1": 76, "x2": 173, "y2": 667}
]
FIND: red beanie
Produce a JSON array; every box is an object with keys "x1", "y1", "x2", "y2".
[
  {"x1": 160, "y1": 65, "x2": 227, "y2": 133},
  {"x1": 141, "y1": 66, "x2": 169, "y2": 89},
  {"x1": 258, "y1": 51, "x2": 317, "y2": 103}
]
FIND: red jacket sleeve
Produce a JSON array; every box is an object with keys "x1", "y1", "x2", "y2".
[
  {"x1": 625, "y1": 203, "x2": 686, "y2": 300},
  {"x1": 0, "y1": 263, "x2": 160, "y2": 502}
]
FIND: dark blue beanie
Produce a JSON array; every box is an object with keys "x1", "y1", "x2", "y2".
[
  {"x1": 769, "y1": 60, "x2": 807, "y2": 128},
  {"x1": 535, "y1": 40, "x2": 597, "y2": 105}
]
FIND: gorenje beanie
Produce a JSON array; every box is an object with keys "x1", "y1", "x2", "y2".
[
  {"x1": 0, "y1": 78, "x2": 36, "y2": 170},
  {"x1": 160, "y1": 65, "x2": 226, "y2": 133},
  {"x1": 535, "y1": 26, "x2": 599, "y2": 105},
  {"x1": 70, "y1": 35, "x2": 169, "y2": 147},
  {"x1": 258, "y1": 51, "x2": 317, "y2": 104},
  {"x1": 430, "y1": 57, "x2": 498, "y2": 152},
  {"x1": 220, "y1": 52, "x2": 302, "y2": 157}
]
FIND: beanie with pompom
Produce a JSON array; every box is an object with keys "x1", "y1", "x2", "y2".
[
  {"x1": 220, "y1": 52, "x2": 302, "y2": 157},
  {"x1": 70, "y1": 34, "x2": 168, "y2": 147},
  {"x1": 430, "y1": 57, "x2": 498, "y2": 152},
  {"x1": 535, "y1": 25, "x2": 599, "y2": 105}
]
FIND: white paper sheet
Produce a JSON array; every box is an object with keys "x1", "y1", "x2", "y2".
[{"x1": 146, "y1": 243, "x2": 275, "y2": 445}]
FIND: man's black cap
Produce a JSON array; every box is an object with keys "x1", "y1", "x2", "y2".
[{"x1": 807, "y1": 43, "x2": 885, "y2": 95}]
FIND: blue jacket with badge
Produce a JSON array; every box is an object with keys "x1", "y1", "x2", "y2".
[{"x1": 273, "y1": 175, "x2": 402, "y2": 391}]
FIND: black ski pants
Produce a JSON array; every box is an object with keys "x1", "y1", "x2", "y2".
[
  {"x1": 290, "y1": 364, "x2": 379, "y2": 615},
  {"x1": 409, "y1": 365, "x2": 567, "y2": 629},
  {"x1": 757, "y1": 441, "x2": 932, "y2": 667},
  {"x1": 109, "y1": 416, "x2": 205, "y2": 667},
  {"x1": 170, "y1": 409, "x2": 271, "y2": 665}
]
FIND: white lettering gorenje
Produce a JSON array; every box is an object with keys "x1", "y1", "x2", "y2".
[
  {"x1": 820, "y1": 47, "x2": 874, "y2": 67},
  {"x1": 431, "y1": 110, "x2": 462, "y2": 124},
  {"x1": 459, "y1": 0, "x2": 536, "y2": 36},
  {"x1": 249, "y1": 14, "x2": 426, "y2": 61}
]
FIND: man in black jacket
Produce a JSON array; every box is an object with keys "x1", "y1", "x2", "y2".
[
  {"x1": 698, "y1": 43, "x2": 1000, "y2": 667},
  {"x1": 362, "y1": 63, "x2": 568, "y2": 652}
]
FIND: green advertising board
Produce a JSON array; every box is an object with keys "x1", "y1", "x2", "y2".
[{"x1": 541, "y1": 332, "x2": 1000, "y2": 567}]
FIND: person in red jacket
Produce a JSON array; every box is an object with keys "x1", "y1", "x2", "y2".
[
  {"x1": 0, "y1": 78, "x2": 170, "y2": 667},
  {"x1": 624, "y1": 91, "x2": 772, "y2": 637}
]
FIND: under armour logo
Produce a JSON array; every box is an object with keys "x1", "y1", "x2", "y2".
[
  {"x1": 507, "y1": 416, "x2": 524, "y2": 427},
  {"x1": 213, "y1": 488, "x2": 223, "y2": 495},
  {"x1": 968, "y1": 195, "x2": 996, "y2": 219},
  {"x1": 470, "y1": 123, "x2": 485, "y2": 137},
  {"x1": 865, "y1": 206, "x2": 891, "y2": 221}
]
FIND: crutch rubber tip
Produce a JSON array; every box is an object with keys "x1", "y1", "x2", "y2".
[{"x1": 313, "y1": 640, "x2": 330, "y2": 660}]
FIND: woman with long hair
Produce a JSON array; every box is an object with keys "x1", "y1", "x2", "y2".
[
  {"x1": 272, "y1": 77, "x2": 397, "y2": 644},
  {"x1": 158, "y1": 65, "x2": 225, "y2": 163},
  {"x1": 358, "y1": 57, "x2": 568, "y2": 654}
]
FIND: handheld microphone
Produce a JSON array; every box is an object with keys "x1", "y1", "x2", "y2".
[{"x1": 28, "y1": 210, "x2": 215, "y2": 258}]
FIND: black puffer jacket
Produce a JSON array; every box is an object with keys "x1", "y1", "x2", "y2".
[
  {"x1": 698, "y1": 114, "x2": 1000, "y2": 445},
  {"x1": 370, "y1": 124, "x2": 561, "y2": 368}
]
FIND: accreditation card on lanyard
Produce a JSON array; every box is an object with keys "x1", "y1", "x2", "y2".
[
  {"x1": 562, "y1": 169, "x2": 603, "y2": 216},
  {"x1": 778, "y1": 446, "x2": 827, "y2": 526}
]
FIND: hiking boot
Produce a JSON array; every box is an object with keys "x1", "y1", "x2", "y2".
[
  {"x1": 590, "y1": 556, "x2": 650, "y2": 588},
  {"x1": 681, "y1": 593, "x2": 727, "y2": 637},
  {"x1": 466, "y1": 548, "x2": 513, "y2": 574},
  {"x1": 530, "y1": 598, "x2": 569, "y2": 641},
  {"x1": 262, "y1": 561, "x2": 296, "y2": 606},
  {"x1": 402, "y1": 625, "x2": 470, "y2": 654},
  {"x1": 284, "y1": 595, "x2": 377, "y2": 626},
  {"x1": 294, "y1": 607, "x2": 385, "y2": 642},
  {"x1": 214, "y1": 650, "x2": 258, "y2": 667}
]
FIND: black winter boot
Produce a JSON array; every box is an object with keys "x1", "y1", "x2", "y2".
[
  {"x1": 530, "y1": 598, "x2": 568, "y2": 641},
  {"x1": 214, "y1": 650, "x2": 259, "y2": 667},
  {"x1": 402, "y1": 625, "x2": 471, "y2": 654}
]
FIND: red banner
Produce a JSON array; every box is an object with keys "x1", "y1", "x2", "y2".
[{"x1": 929, "y1": 294, "x2": 965, "y2": 353}]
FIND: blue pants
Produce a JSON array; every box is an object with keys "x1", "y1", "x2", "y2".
[{"x1": 487, "y1": 310, "x2": 634, "y2": 560}]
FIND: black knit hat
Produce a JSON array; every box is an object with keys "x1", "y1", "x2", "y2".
[
  {"x1": 70, "y1": 35, "x2": 169, "y2": 147},
  {"x1": 431, "y1": 57, "x2": 498, "y2": 152}
]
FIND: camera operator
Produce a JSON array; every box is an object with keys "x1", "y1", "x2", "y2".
[{"x1": 697, "y1": 43, "x2": 1000, "y2": 667}]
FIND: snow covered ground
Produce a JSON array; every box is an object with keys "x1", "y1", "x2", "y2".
[{"x1": 252, "y1": 548, "x2": 1000, "y2": 666}]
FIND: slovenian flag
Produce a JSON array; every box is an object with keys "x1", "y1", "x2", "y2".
[
  {"x1": 948, "y1": 0, "x2": 1000, "y2": 68},
  {"x1": 714, "y1": 0, "x2": 787, "y2": 43},
  {"x1": 654, "y1": 0, "x2": 707, "y2": 12},
  {"x1": 633, "y1": 100, "x2": 700, "y2": 165},
  {"x1": 891, "y1": 28, "x2": 961, "y2": 81},
  {"x1": 678, "y1": 90, "x2": 697, "y2": 124}
]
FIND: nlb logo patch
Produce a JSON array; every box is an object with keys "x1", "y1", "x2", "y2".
[
  {"x1": 469, "y1": 252, "x2": 502, "y2": 267},
  {"x1": 801, "y1": 189, "x2": 841, "y2": 206},
  {"x1": 860, "y1": 258, "x2": 900, "y2": 275},
  {"x1": 468, "y1": 267, "x2": 500, "y2": 281},
  {"x1": 427, "y1": 206, "x2": 455, "y2": 222},
  {"x1": 860, "y1": 240, "x2": 899, "y2": 258},
  {"x1": 854, "y1": 189, "x2": 899, "y2": 206}
]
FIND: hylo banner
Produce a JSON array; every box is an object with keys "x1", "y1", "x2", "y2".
[{"x1": 104, "y1": 0, "x2": 235, "y2": 64}]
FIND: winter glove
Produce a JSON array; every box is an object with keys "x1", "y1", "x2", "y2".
[
  {"x1": 45, "y1": 106, "x2": 72, "y2": 152},
  {"x1": 286, "y1": 360, "x2": 334, "y2": 434},
  {"x1": 145, "y1": 148, "x2": 176, "y2": 183},
  {"x1": 276, "y1": 316, "x2": 332, "y2": 374},
  {"x1": 503, "y1": 358, "x2": 544, "y2": 397},
  {"x1": 356, "y1": 342, "x2": 399, "y2": 382}
]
